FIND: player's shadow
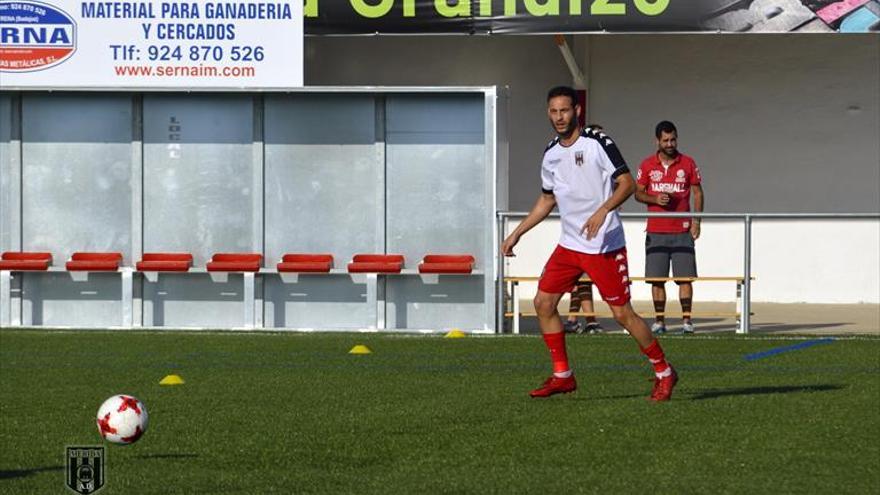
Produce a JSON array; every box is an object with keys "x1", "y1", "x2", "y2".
[
  {"x1": 0, "y1": 465, "x2": 65, "y2": 480},
  {"x1": 134, "y1": 453, "x2": 199, "y2": 460},
  {"x1": 689, "y1": 384, "x2": 844, "y2": 400}
]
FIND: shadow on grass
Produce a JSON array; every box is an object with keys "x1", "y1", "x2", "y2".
[
  {"x1": 134, "y1": 453, "x2": 199, "y2": 460},
  {"x1": 690, "y1": 384, "x2": 844, "y2": 400},
  {"x1": 569, "y1": 393, "x2": 647, "y2": 401},
  {"x1": 749, "y1": 322, "x2": 854, "y2": 333},
  {"x1": 0, "y1": 465, "x2": 64, "y2": 480}
]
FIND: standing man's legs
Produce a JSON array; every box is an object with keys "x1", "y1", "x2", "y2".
[
  {"x1": 564, "y1": 283, "x2": 584, "y2": 333},
  {"x1": 671, "y1": 233, "x2": 698, "y2": 334},
  {"x1": 565, "y1": 282, "x2": 602, "y2": 334},
  {"x1": 646, "y1": 233, "x2": 672, "y2": 335},
  {"x1": 581, "y1": 284, "x2": 603, "y2": 333},
  {"x1": 679, "y1": 282, "x2": 693, "y2": 330},
  {"x1": 651, "y1": 282, "x2": 667, "y2": 333}
]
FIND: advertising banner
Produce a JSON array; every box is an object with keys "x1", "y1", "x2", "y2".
[
  {"x1": 303, "y1": 0, "x2": 878, "y2": 34},
  {"x1": 0, "y1": 1, "x2": 303, "y2": 89}
]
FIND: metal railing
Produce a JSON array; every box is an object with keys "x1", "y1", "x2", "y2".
[{"x1": 496, "y1": 211, "x2": 880, "y2": 334}]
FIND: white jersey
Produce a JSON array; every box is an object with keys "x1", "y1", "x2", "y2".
[{"x1": 541, "y1": 127, "x2": 630, "y2": 254}]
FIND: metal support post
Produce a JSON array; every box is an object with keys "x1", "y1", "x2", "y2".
[
  {"x1": 512, "y1": 281, "x2": 520, "y2": 335},
  {"x1": 496, "y1": 215, "x2": 505, "y2": 334},
  {"x1": 740, "y1": 215, "x2": 752, "y2": 334},
  {"x1": 121, "y1": 269, "x2": 133, "y2": 328},
  {"x1": 362, "y1": 273, "x2": 378, "y2": 330},
  {"x1": 243, "y1": 272, "x2": 255, "y2": 329},
  {"x1": 0, "y1": 271, "x2": 10, "y2": 327}
]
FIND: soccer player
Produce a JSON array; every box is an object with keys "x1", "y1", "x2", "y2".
[
  {"x1": 501, "y1": 86, "x2": 678, "y2": 401},
  {"x1": 635, "y1": 121, "x2": 704, "y2": 335},
  {"x1": 563, "y1": 124, "x2": 605, "y2": 336}
]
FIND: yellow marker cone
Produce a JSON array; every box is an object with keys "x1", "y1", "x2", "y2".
[
  {"x1": 349, "y1": 344, "x2": 372, "y2": 355},
  {"x1": 445, "y1": 329, "x2": 467, "y2": 339},
  {"x1": 159, "y1": 374, "x2": 185, "y2": 386}
]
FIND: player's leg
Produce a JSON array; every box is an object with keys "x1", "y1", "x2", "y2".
[
  {"x1": 671, "y1": 233, "x2": 698, "y2": 334},
  {"x1": 530, "y1": 246, "x2": 582, "y2": 398},
  {"x1": 534, "y1": 290, "x2": 566, "y2": 338},
  {"x1": 646, "y1": 234, "x2": 671, "y2": 334},
  {"x1": 587, "y1": 247, "x2": 678, "y2": 401},
  {"x1": 607, "y1": 302, "x2": 678, "y2": 400}
]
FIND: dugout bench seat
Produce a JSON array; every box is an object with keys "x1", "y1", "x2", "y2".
[
  {"x1": 503, "y1": 275, "x2": 754, "y2": 334},
  {"x1": 1, "y1": 250, "x2": 480, "y2": 330},
  {"x1": 66, "y1": 252, "x2": 123, "y2": 271},
  {"x1": 136, "y1": 253, "x2": 193, "y2": 272},
  {"x1": 0, "y1": 252, "x2": 53, "y2": 327}
]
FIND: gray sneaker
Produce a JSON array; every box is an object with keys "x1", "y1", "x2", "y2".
[
  {"x1": 651, "y1": 322, "x2": 667, "y2": 335},
  {"x1": 564, "y1": 320, "x2": 584, "y2": 334},
  {"x1": 682, "y1": 321, "x2": 695, "y2": 334},
  {"x1": 584, "y1": 321, "x2": 604, "y2": 334}
]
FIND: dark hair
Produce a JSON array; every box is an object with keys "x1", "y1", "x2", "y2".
[
  {"x1": 547, "y1": 86, "x2": 579, "y2": 106},
  {"x1": 655, "y1": 120, "x2": 677, "y2": 138}
]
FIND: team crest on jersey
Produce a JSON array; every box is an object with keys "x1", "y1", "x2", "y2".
[
  {"x1": 649, "y1": 170, "x2": 664, "y2": 182},
  {"x1": 575, "y1": 151, "x2": 584, "y2": 166},
  {"x1": 675, "y1": 169, "x2": 687, "y2": 182}
]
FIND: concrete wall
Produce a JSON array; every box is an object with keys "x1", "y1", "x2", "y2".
[
  {"x1": 586, "y1": 34, "x2": 880, "y2": 213},
  {"x1": 306, "y1": 34, "x2": 880, "y2": 213},
  {"x1": 305, "y1": 35, "x2": 571, "y2": 212}
]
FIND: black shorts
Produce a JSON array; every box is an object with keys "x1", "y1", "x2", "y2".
[{"x1": 645, "y1": 232, "x2": 697, "y2": 283}]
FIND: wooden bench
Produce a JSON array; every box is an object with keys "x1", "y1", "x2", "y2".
[{"x1": 503, "y1": 276, "x2": 752, "y2": 334}]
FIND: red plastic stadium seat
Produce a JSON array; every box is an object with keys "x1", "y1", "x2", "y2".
[
  {"x1": 136, "y1": 253, "x2": 193, "y2": 272},
  {"x1": 418, "y1": 254, "x2": 475, "y2": 274},
  {"x1": 277, "y1": 254, "x2": 334, "y2": 273},
  {"x1": 347, "y1": 254, "x2": 404, "y2": 273},
  {"x1": 66, "y1": 252, "x2": 123, "y2": 272},
  {"x1": 0, "y1": 252, "x2": 52, "y2": 271},
  {"x1": 206, "y1": 253, "x2": 262, "y2": 272}
]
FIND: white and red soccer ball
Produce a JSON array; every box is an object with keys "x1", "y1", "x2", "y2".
[{"x1": 96, "y1": 395, "x2": 149, "y2": 445}]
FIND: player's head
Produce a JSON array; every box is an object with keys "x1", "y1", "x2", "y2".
[
  {"x1": 655, "y1": 120, "x2": 678, "y2": 158},
  {"x1": 546, "y1": 86, "x2": 581, "y2": 138}
]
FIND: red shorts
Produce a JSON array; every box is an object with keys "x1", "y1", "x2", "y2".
[{"x1": 538, "y1": 245, "x2": 632, "y2": 306}]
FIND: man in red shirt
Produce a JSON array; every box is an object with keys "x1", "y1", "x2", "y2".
[{"x1": 635, "y1": 121, "x2": 704, "y2": 334}]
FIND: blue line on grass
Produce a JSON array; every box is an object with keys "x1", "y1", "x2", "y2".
[{"x1": 744, "y1": 337, "x2": 836, "y2": 361}]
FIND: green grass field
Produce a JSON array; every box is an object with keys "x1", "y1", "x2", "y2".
[{"x1": 1, "y1": 330, "x2": 878, "y2": 494}]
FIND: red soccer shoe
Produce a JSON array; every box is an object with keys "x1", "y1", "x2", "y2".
[
  {"x1": 529, "y1": 374, "x2": 577, "y2": 398},
  {"x1": 650, "y1": 367, "x2": 679, "y2": 402}
]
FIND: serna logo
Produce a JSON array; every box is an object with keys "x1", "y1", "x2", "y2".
[{"x1": 0, "y1": 1, "x2": 76, "y2": 72}]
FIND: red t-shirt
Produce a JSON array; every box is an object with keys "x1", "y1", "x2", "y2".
[{"x1": 637, "y1": 153, "x2": 702, "y2": 233}]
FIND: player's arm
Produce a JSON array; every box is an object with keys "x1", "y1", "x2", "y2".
[
  {"x1": 690, "y1": 184, "x2": 704, "y2": 240},
  {"x1": 501, "y1": 192, "x2": 556, "y2": 257},
  {"x1": 583, "y1": 173, "x2": 635, "y2": 240}
]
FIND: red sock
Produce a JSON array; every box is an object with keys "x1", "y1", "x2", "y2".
[
  {"x1": 542, "y1": 332, "x2": 570, "y2": 374},
  {"x1": 641, "y1": 339, "x2": 671, "y2": 377}
]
